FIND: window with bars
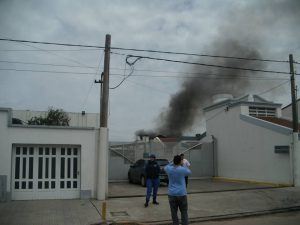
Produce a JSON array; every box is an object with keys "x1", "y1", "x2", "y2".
[{"x1": 249, "y1": 106, "x2": 276, "y2": 117}]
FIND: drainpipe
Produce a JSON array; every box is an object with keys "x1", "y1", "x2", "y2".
[
  {"x1": 212, "y1": 135, "x2": 218, "y2": 177},
  {"x1": 294, "y1": 133, "x2": 300, "y2": 186}
]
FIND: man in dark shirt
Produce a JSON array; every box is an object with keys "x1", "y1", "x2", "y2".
[{"x1": 144, "y1": 154, "x2": 160, "y2": 207}]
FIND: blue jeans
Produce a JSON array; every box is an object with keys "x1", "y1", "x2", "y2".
[
  {"x1": 145, "y1": 178, "x2": 160, "y2": 202},
  {"x1": 168, "y1": 195, "x2": 188, "y2": 225}
]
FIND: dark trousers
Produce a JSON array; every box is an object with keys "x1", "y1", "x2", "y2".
[
  {"x1": 185, "y1": 176, "x2": 188, "y2": 187},
  {"x1": 168, "y1": 195, "x2": 188, "y2": 225},
  {"x1": 145, "y1": 178, "x2": 160, "y2": 202}
]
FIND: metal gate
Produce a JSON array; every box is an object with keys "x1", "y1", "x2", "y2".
[{"x1": 12, "y1": 145, "x2": 80, "y2": 200}]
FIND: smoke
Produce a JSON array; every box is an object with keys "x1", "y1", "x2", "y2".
[
  {"x1": 135, "y1": 129, "x2": 157, "y2": 140},
  {"x1": 156, "y1": 39, "x2": 264, "y2": 137},
  {"x1": 136, "y1": 0, "x2": 300, "y2": 138}
]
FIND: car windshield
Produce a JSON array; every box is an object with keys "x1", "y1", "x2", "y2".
[{"x1": 156, "y1": 159, "x2": 169, "y2": 166}]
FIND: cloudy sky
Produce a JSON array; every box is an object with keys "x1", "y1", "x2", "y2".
[{"x1": 0, "y1": 0, "x2": 299, "y2": 141}]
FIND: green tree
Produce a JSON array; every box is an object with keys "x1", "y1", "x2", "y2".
[{"x1": 28, "y1": 107, "x2": 70, "y2": 126}]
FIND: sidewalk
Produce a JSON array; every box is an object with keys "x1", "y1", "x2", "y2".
[
  {"x1": 1, "y1": 182, "x2": 300, "y2": 225},
  {"x1": 97, "y1": 187, "x2": 300, "y2": 224}
]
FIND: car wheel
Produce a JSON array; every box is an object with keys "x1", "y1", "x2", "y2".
[
  {"x1": 140, "y1": 175, "x2": 146, "y2": 187},
  {"x1": 128, "y1": 173, "x2": 133, "y2": 183}
]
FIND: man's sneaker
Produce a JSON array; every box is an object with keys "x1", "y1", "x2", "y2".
[
  {"x1": 153, "y1": 201, "x2": 159, "y2": 205},
  {"x1": 144, "y1": 202, "x2": 149, "y2": 207}
]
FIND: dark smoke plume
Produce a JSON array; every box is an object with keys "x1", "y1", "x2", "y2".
[
  {"x1": 136, "y1": 0, "x2": 300, "y2": 138},
  {"x1": 156, "y1": 39, "x2": 264, "y2": 137}
]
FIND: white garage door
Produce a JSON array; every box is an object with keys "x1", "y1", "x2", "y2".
[{"x1": 12, "y1": 145, "x2": 80, "y2": 200}]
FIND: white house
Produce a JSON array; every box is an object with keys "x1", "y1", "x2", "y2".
[
  {"x1": 204, "y1": 94, "x2": 299, "y2": 185},
  {"x1": 0, "y1": 108, "x2": 99, "y2": 201}
]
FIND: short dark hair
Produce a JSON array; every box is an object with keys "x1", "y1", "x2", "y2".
[
  {"x1": 173, "y1": 155, "x2": 182, "y2": 165},
  {"x1": 180, "y1": 153, "x2": 184, "y2": 157}
]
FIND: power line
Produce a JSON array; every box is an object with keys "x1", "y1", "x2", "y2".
[
  {"x1": 0, "y1": 38, "x2": 105, "y2": 49},
  {"x1": 256, "y1": 80, "x2": 290, "y2": 96},
  {"x1": 0, "y1": 60, "x2": 98, "y2": 69},
  {"x1": 0, "y1": 48, "x2": 100, "y2": 52},
  {"x1": 112, "y1": 51, "x2": 290, "y2": 64},
  {"x1": 126, "y1": 79, "x2": 172, "y2": 95},
  {"x1": 0, "y1": 38, "x2": 294, "y2": 64},
  {"x1": 0, "y1": 68, "x2": 289, "y2": 80},
  {"x1": 109, "y1": 55, "x2": 144, "y2": 89},
  {"x1": 0, "y1": 59, "x2": 297, "y2": 78},
  {"x1": 80, "y1": 51, "x2": 104, "y2": 110},
  {"x1": 0, "y1": 35, "x2": 102, "y2": 71},
  {"x1": 119, "y1": 74, "x2": 289, "y2": 81},
  {"x1": 110, "y1": 59, "x2": 131, "y2": 90},
  {"x1": 125, "y1": 55, "x2": 296, "y2": 75},
  {"x1": 0, "y1": 68, "x2": 101, "y2": 75}
]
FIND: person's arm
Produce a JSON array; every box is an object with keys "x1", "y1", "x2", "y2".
[
  {"x1": 185, "y1": 159, "x2": 191, "y2": 167},
  {"x1": 164, "y1": 164, "x2": 171, "y2": 173},
  {"x1": 183, "y1": 167, "x2": 191, "y2": 176}
]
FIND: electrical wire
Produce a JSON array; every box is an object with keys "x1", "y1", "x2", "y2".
[
  {"x1": 109, "y1": 59, "x2": 130, "y2": 89},
  {"x1": 0, "y1": 35, "x2": 102, "y2": 71},
  {"x1": 0, "y1": 68, "x2": 101, "y2": 75},
  {"x1": 112, "y1": 50, "x2": 290, "y2": 64},
  {"x1": 80, "y1": 50, "x2": 104, "y2": 110},
  {"x1": 256, "y1": 81, "x2": 290, "y2": 96},
  {"x1": 0, "y1": 68, "x2": 290, "y2": 81},
  {"x1": 0, "y1": 60, "x2": 98, "y2": 69},
  {"x1": 0, "y1": 38, "x2": 105, "y2": 49},
  {"x1": 109, "y1": 57, "x2": 143, "y2": 89},
  {"x1": 110, "y1": 73, "x2": 288, "y2": 81},
  {"x1": 1, "y1": 59, "x2": 297, "y2": 79},
  {"x1": 125, "y1": 79, "x2": 172, "y2": 95},
  {"x1": 125, "y1": 55, "x2": 296, "y2": 75},
  {"x1": 0, "y1": 48, "x2": 100, "y2": 52},
  {"x1": 1, "y1": 38, "x2": 296, "y2": 64},
  {"x1": 1, "y1": 59, "x2": 298, "y2": 78}
]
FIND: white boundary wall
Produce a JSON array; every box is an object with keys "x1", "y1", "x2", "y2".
[
  {"x1": 12, "y1": 109, "x2": 100, "y2": 127},
  {"x1": 0, "y1": 108, "x2": 98, "y2": 200}
]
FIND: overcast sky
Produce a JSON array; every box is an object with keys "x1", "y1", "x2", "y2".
[{"x1": 0, "y1": 0, "x2": 299, "y2": 141}]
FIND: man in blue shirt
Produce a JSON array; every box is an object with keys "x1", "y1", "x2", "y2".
[{"x1": 164, "y1": 155, "x2": 191, "y2": 225}]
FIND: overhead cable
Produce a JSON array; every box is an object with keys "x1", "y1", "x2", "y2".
[
  {"x1": 0, "y1": 68, "x2": 289, "y2": 80},
  {"x1": 125, "y1": 55, "x2": 296, "y2": 75},
  {"x1": 0, "y1": 60, "x2": 97, "y2": 69},
  {"x1": 0, "y1": 38, "x2": 293, "y2": 64},
  {"x1": 257, "y1": 80, "x2": 290, "y2": 96},
  {"x1": 1, "y1": 59, "x2": 297, "y2": 77}
]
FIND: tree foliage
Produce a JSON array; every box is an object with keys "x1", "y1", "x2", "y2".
[{"x1": 28, "y1": 107, "x2": 70, "y2": 126}]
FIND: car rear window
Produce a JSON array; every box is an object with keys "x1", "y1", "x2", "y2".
[{"x1": 156, "y1": 159, "x2": 169, "y2": 166}]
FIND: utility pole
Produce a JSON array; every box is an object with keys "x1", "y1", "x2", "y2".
[
  {"x1": 289, "y1": 54, "x2": 299, "y2": 186},
  {"x1": 100, "y1": 35, "x2": 111, "y2": 127},
  {"x1": 97, "y1": 34, "x2": 111, "y2": 200},
  {"x1": 289, "y1": 54, "x2": 298, "y2": 132}
]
